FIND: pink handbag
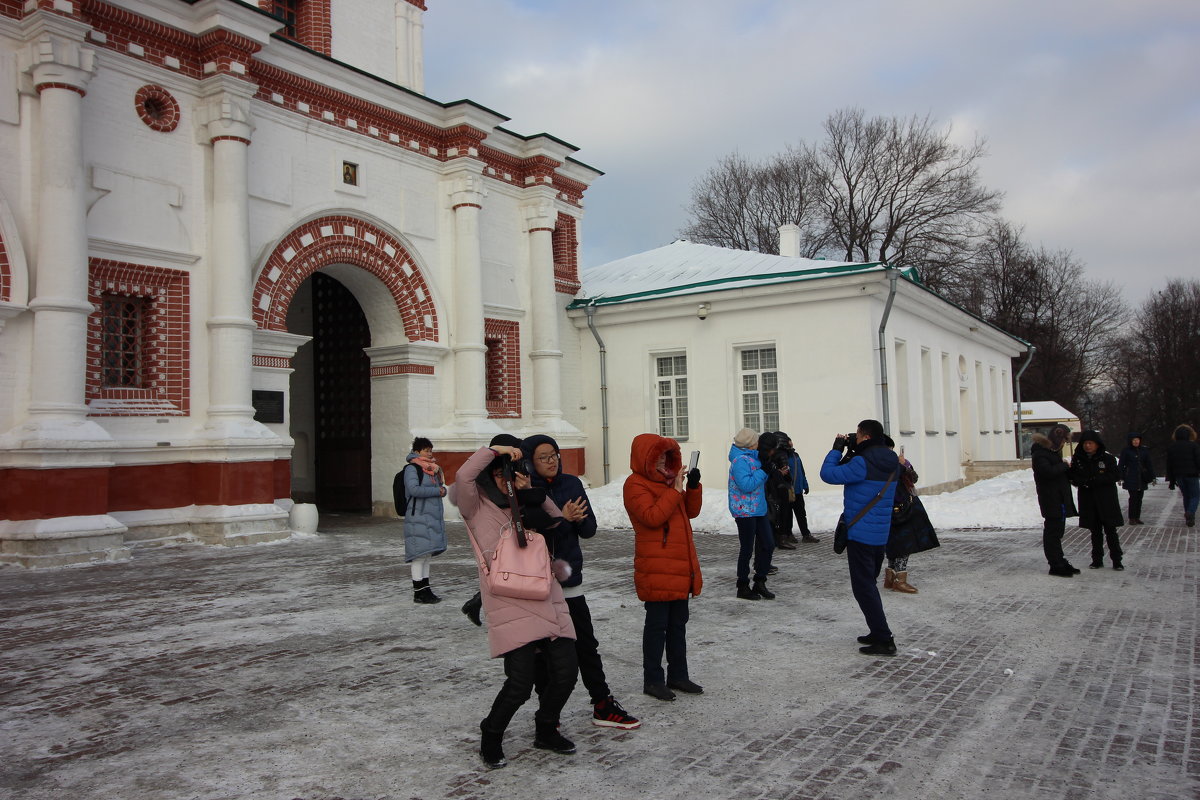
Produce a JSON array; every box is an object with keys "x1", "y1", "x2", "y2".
[{"x1": 470, "y1": 523, "x2": 553, "y2": 601}]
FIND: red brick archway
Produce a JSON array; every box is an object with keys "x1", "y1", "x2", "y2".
[{"x1": 252, "y1": 215, "x2": 439, "y2": 341}]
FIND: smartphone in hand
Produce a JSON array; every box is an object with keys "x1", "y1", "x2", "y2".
[{"x1": 688, "y1": 450, "x2": 700, "y2": 472}]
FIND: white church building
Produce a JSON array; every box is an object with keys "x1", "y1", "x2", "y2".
[
  {"x1": 0, "y1": 0, "x2": 600, "y2": 566},
  {"x1": 568, "y1": 232, "x2": 1029, "y2": 495}
]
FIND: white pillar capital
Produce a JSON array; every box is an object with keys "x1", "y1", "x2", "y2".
[
  {"x1": 523, "y1": 199, "x2": 557, "y2": 232},
  {"x1": 195, "y1": 86, "x2": 255, "y2": 144},
  {"x1": 20, "y1": 31, "x2": 96, "y2": 95}
]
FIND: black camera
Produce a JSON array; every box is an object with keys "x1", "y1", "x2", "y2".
[{"x1": 769, "y1": 450, "x2": 790, "y2": 470}]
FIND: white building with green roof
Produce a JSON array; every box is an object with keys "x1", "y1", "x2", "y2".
[{"x1": 568, "y1": 235, "x2": 1029, "y2": 495}]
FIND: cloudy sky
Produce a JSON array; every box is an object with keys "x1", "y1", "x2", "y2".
[{"x1": 423, "y1": 0, "x2": 1199, "y2": 305}]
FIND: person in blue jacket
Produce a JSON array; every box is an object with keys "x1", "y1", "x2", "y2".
[
  {"x1": 728, "y1": 427, "x2": 776, "y2": 600},
  {"x1": 399, "y1": 437, "x2": 448, "y2": 604},
  {"x1": 522, "y1": 434, "x2": 641, "y2": 730},
  {"x1": 820, "y1": 419, "x2": 900, "y2": 656}
]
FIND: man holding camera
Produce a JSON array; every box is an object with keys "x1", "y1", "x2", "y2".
[{"x1": 820, "y1": 420, "x2": 900, "y2": 656}]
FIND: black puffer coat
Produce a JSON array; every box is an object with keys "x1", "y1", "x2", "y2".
[
  {"x1": 1166, "y1": 425, "x2": 1200, "y2": 483},
  {"x1": 1070, "y1": 431, "x2": 1123, "y2": 528},
  {"x1": 1117, "y1": 433, "x2": 1155, "y2": 491},
  {"x1": 1031, "y1": 433, "x2": 1078, "y2": 519}
]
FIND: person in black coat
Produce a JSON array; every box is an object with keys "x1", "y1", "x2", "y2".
[
  {"x1": 1165, "y1": 423, "x2": 1200, "y2": 527},
  {"x1": 1070, "y1": 430, "x2": 1124, "y2": 570},
  {"x1": 1030, "y1": 424, "x2": 1080, "y2": 577},
  {"x1": 1117, "y1": 432, "x2": 1155, "y2": 525}
]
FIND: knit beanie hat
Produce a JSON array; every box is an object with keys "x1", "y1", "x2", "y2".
[{"x1": 733, "y1": 427, "x2": 758, "y2": 449}]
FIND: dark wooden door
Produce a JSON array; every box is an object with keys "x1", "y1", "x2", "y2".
[{"x1": 313, "y1": 273, "x2": 372, "y2": 511}]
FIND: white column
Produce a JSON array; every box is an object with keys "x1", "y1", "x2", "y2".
[
  {"x1": 394, "y1": 0, "x2": 425, "y2": 94},
  {"x1": 449, "y1": 172, "x2": 489, "y2": 428},
  {"x1": 524, "y1": 198, "x2": 564, "y2": 426},
  {"x1": 19, "y1": 31, "x2": 108, "y2": 445},
  {"x1": 196, "y1": 84, "x2": 273, "y2": 442}
]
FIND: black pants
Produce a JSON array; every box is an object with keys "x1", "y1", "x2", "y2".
[
  {"x1": 789, "y1": 494, "x2": 811, "y2": 536},
  {"x1": 1042, "y1": 516, "x2": 1067, "y2": 568},
  {"x1": 534, "y1": 594, "x2": 610, "y2": 704},
  {"x1": 847, "y1": 540, "x2": 892, "y2": 641},
  {"x1": 1089, "y1": 525, "x2": 1123, "y2": 565},
  {"x1": 1127, "y1": 490, "x2": 1144, "y2": 521},
  {"x1": 483, "y1": 637, "x2": 577, "y2": 735},
  {"x1": 643, "y1": 599, "x2": 689, "y2": 685}
]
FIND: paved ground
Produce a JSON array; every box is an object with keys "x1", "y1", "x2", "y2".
[{"x1": 1, "y1": 484, "x2": 1196, "y2": 800}]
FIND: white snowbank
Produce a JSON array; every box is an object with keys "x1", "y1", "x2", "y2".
[{"x1": 588, "y1": 469, "x2": 1042, "y2": 533}]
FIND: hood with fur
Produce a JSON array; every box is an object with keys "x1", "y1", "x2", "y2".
[{"x1": 629, "y1": 433, "x2": 682, "y2": 485}]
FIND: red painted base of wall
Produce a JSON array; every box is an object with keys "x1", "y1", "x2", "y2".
[{"x1": 0, "y1": 459, "x2": 292, "y2": 521}]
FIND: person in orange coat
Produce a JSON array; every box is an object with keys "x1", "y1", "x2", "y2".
[{"x1": 623, "y1": 433, "x2": 704, "y2": 702}]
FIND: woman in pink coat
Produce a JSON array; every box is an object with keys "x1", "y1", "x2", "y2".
[{"x1": 455, "y1": 443, "x2": 577, "y2": 769}]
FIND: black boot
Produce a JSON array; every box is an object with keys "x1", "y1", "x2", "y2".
[
  {"x1": 532, "y1": 721, "x2": 576, "y2": 754},
  {"x1": 751, "y1": 578, "x2": 775, "y2": 600},
  {"x1": 413, "y1": 578, "x2": 441, "y2": 604},
  {"x1": 461, "y1": 591, "x2": 483, "y2": 625},
  {"x1": 736, "y1": 580, "x2": 761, "y2": 600},
  {"x1": 479, "y1": 720, "x2": 507, "y2": 769}
]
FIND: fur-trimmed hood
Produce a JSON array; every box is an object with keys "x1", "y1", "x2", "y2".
[{"x1": 629, "y1": 433, "x2": 682, "y2": 484}]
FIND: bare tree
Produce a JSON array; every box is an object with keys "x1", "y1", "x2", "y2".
[{"x1": 680, "y1": 109, "x2": 1002, "y2": 290}]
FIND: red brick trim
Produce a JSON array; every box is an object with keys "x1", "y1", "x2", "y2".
[
  {"x1": 484, "y1": 318, "x2": 521, "y2": 418},
  {"x1": 35, "y1": 82, "x2": 87, "y2": 96},
  {"x1": 0, "y1": 228, "x2": 9, "y2": 304},
  {"x1": 253, "y1": 355, "x2": 291, "y2": 369},
  {"x1": 371, "y1": 364, "x2": 435, "y2": 377},
  {"x1": 86, "y1": 259, "x2": 190, "y2": 415},
  {"x1": 403, "y1": 1, "x2": 427, "y2": 10},
  {"x1": 211, "y1": 135, "x2": 252, "y2": 146},
  {"x1": 253, "y1": 216, "x2": 439, "y2": 342},
  {"x1": 134, "y1": 84, "x2": 180, "y2": 132},
  {"x1": 452, "y1": 202, "x2": 482, "y2": 211},
  {"x1": 553, "y1": 213, "x2": 581, "y2": 294},
  {"x1": 258, "y1": 1, "x2": 332, "y2": 56}
]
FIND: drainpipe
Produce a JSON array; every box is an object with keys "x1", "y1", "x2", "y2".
[
  {"x1": 1013, "y1": 344, "x2": 1036, "y2": 458},
  {"x1": 877, "y1": 266, "x2": 899, "y2": 435},
  {"x1": 585, "y1": 304, "x2": 610, "y2": 484}
]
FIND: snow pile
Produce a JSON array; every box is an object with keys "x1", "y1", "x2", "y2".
[{"x1": 587, "y1": 469, "x2": 1041, "y2": 533}]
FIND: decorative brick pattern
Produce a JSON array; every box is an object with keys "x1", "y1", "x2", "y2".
[
  {"x1": 370, "y1": 364, "x2": 435, "y2": 377},
  {"x1": 35, "y1": 82, "x2": 86, "y2": 97},
  {"x1": 252, "y1": 216, "x2": 439, "y2": 343},
  {"x1": 483, "y1": 318, "x2": 521, "y2": 418},
  {"x1": 0, "y1": 228, "x2": 9, "y2": 303},
  {"x1": 252, "y1": 355, "x2": 291, "y2": 370},
  {"x1": 0, "y1": 1, "x2": 24, "y2": 21},
  {"x1": 133, "y1": 84, "x2": 180, "y2": 132},
  {"x1": 553, "y1": 213, "x2": 581, "y2": 294},
  {"x1": 258, "y1": 0, "x2": 332, "y2": 56},
  {"x1": 86, "y1": 259, "x2": 190, "y2": 415},
  {"x1": 80, "y1": 0, "x2": 208, "y2": 79}
]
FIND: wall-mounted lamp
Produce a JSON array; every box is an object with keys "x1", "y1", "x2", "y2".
[{"x1": 697, "y1": 302, "x2": 711, "y2": 320}]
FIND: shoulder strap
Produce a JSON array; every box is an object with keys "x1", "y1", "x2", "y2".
[{"x1": 846, "y1": 467, "x2": 900, "y2": 530}]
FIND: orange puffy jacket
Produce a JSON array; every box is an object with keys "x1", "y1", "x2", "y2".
[{"x1": 623, "y1": 433, "x2": 703, "y2": 602}]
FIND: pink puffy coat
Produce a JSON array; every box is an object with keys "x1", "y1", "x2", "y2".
[{"x1": 455, "y1": 446, "x2": 576, "y2": 658}]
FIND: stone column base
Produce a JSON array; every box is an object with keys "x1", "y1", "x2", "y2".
[
  {"x1": 190, "y1": 504, "x2": 292, "y2": 547},
  {"x1": 0, "y1": 515, "x2": 129, "y2": 569}
]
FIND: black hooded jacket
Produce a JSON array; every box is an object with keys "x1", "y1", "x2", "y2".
[
  {"x1": 1166, "y1": 425, "x2": 1200, "y2": 483},
  {"x1": 522, "y1": 434, "x2": 597, "y2": 589},
  {"x1": 1030, "y1": 432, "x2": 1078, "y2": 519},
  {"x1": 1070, "y1": 431, "x2": 1123, "y2": 528},
  {"x1": 1117, "y1": 433, "x2": 1155, "y2": 491}
]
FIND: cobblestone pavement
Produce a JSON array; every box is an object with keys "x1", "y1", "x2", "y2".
[{"x1": 1, "y1": 485, "x2": 1196, "y2": 800}]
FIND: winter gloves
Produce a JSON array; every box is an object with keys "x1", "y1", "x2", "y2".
[{"x1": 686, "y1": 468, "x2": 701, "y2": 489}]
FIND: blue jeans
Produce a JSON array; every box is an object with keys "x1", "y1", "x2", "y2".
[
  {"x1": 1180, "y1": 476, "x2": 1200, "y2": 517},
  {"x1": 847, "y1": 540, "x2": 892, "y2": 641},
  {"x1": 643, "y1": 599, "x2": 689, "y2": 685},
  {"x1": 735, "y1": 515, "x2": 774, "y2": 582}
]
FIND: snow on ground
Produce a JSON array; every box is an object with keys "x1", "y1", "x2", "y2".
[{"x1": 588, "y1": 469, "x2": 1041, "y2": 533}]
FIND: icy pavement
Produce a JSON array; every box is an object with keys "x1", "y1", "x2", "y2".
[{"x1": 0, "y1": 484, "x2": 1195, "y2": 800}]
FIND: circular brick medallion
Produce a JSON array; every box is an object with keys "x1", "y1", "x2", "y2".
[{"x1": 134, "y1": 85, "x2": 180, "y2": 133}]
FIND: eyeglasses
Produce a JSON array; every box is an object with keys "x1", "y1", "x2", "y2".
[{"x1": 535, "y1": 453, "x2": 561, "y2": 464}]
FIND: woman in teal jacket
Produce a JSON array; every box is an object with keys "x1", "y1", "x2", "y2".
[{"x1": 728, "y1": 428, "x2": 775, "y2": 600}]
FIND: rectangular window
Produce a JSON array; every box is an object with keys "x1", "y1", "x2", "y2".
[
  {"x1": 484, "y1": 337, "x2": 504, "y2": 403},
  {"x1": 654, "y1": 354, "x2": 689, "y2": 440},
  {"x1": 921, "y1": 348, "x2": 936, "y2": 432},
  {"x1": 739, "y1": 346, "x2": 778, "y2": 432},
  {"x1": 894, "y1": 340, "x2": 911, "y2": 433},
  {"x1": 101, "y1": 294, "x2": 145, "y2": 388},
  {"x1": 269, "y1": 0, "x2": 300, "y2": 38},
  {"x1": 942, "y1": 353, "x2": 956, "y2": 434}
]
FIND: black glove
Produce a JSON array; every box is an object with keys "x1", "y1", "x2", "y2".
[
  {"x1": 686, "y1": 468, "x2": 701, "y2": 489},
  {"x1": 520, "y1": 506, "x2": 559, "y2": 533},
  {"x1": 833, "y1": 435, "x2": 848, "y2": 452},
  {"x1": 803, "y1": 488, "x2": 809, "y2": 495},
  {"x1": 1169, "y1": 481, "x2": 1176, "y2": 491}
]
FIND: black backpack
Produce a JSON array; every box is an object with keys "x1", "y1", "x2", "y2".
[{"x1": 392, "y1": 464, "x2": 422, "y2": 516}]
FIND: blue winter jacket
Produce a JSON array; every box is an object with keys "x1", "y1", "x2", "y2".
[
  {"x1": 820, "y1": 439, "x2": 900, "y2": 545},
  {"x1": 529, "y1": 469, "x2": 597, "y2": 589},
  {"x1": 728, "y1": 444, "x2": 768, "y2": 517},
  {"x1": 787, "y1": 453, "x2": 809, "y2": 494},
  {"x1": 401, "y1": 453, "x2": 447, "y2": 562}
]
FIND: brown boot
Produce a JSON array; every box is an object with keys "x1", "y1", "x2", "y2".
[
  {"x1": 891, "y1": 571, "x2": 918, "y2": 594},
  {"x1": 883, "y1": 567, "x2": 895, "y2": 589}
]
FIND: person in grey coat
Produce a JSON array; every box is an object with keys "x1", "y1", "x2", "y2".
[{"x1": 401, "y1": 437, "x2": 448, "y2": 603}]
